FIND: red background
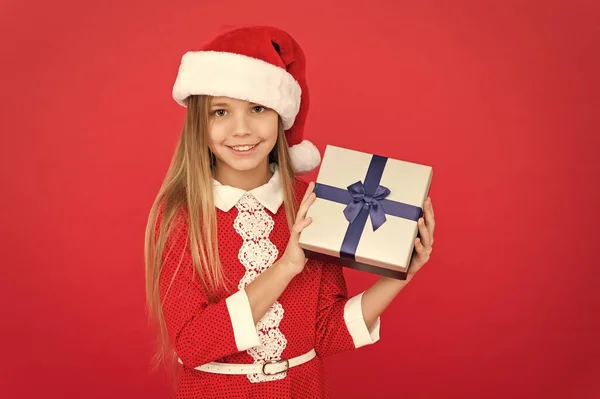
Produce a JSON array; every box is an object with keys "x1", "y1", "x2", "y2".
[{"x1": 1, "y1": 0, "x2": 599, "y2": 398}]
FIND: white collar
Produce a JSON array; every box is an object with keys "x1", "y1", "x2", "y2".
[{"x1": 213, "y1": 163, "x2": 283, "y2": 213}]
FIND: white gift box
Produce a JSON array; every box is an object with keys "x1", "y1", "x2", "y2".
[{"x1": 298, "y1": 145, "x2": 433, "y2": 279}]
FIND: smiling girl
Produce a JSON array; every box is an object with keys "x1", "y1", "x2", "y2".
[{"x1": 144, "y1": 25, "x2": 435, "y2": 399}]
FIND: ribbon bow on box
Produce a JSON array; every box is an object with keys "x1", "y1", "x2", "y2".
[{"x1": 343, "y1": 181, "x2": 391, "y2": 231}]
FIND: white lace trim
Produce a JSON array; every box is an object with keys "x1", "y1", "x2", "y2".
[{"x1": 234, "y1": 193, "x2": 287, "y2": 383}]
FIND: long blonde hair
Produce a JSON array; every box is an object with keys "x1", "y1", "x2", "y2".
[{"x1": 143, "y1": 94, "x2": 299, "y2": 375}]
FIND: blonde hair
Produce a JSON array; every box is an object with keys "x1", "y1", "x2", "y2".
[{"x1": 143, "y1": 94, "x2": 299, "y2": 376}]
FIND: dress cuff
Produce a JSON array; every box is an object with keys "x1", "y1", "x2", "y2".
[
  {"x1": 225, "y1": 289, "x2": 261, "y2": 351},
  {"x1": 343, "y1": 291, "x2": 381, "y2": 348}
]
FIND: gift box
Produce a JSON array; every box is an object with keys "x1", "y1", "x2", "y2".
[{"x1": 298, "y1": 145, "x2": 433, "y2": 280}]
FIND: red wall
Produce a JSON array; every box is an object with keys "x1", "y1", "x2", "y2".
[{"x1": 1, "y1": 1, "x2": 598, "y2": 398}]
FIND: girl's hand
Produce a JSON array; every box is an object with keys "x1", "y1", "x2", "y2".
[
  {"x1": 280, "y1": 181, "x2": 317, "y2": 277},
  {"x1": 407, "y1": 197, "x2": 435, "y2": 277}
]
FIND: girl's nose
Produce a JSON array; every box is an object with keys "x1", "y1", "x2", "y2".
[{"x1": 232, "y1": 115, "x2": 251, "y2": 137}]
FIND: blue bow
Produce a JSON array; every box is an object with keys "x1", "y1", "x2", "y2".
[{"x1": 342, "y1": 181, "x2": 391, "y2": 231}]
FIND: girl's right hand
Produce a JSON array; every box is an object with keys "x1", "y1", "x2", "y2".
[{"x1": 281, "y1": 181, "x2": 317, "y2": 276}]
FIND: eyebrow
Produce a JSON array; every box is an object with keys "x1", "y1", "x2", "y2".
[{"x1": 210, "y1": 101, "x2": 265, "y2": 108}]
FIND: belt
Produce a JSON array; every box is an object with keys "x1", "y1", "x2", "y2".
[{"x1": 178, "y1": 348, "x2": 317, "y2": 376}]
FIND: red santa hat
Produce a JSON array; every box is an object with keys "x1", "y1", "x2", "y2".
[{"x1": 172, "y1": 25, "x2": 321, "y2": 174}]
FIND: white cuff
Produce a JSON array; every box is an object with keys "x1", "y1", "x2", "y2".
[
  {"x1": 225, "y1": 289, "x2": 261, "y2": 351},
  {"x1": 343, "y1": 292, "x2": 381, "y2": 348}
]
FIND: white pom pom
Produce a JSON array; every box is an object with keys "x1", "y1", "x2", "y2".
[{"x1": 288, "y1": 140, "x2": 321, "y2": 174}]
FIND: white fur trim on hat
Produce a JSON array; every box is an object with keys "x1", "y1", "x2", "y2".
[
  {"x1": 172, "y1": 51, "x2": 302, "y2": 130},
  {"x1": 289, "y1": 140, "x2": 321, "y2": 174}
]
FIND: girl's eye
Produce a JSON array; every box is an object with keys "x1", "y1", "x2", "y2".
[
  {"x1": 214, "y1": 109, "x2": 227, "y2": 117},
  {"x1": 252, "y1": 106, "x2": 265, "y2": 113}
]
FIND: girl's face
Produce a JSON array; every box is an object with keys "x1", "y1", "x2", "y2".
[{"x1": 208, "y1": 96, "x2": 279, "y2": 175}]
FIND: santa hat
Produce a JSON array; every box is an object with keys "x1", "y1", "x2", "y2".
[{"x1": 172, "y1": 25, "x2": 321, "y2": 174}]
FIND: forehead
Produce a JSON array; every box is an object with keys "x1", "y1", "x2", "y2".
[{"x1": 210, "y1": 96, "x2": 261, "y2": 107}]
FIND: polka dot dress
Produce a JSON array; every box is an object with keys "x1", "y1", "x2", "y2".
[{"x1": 158, "y1": 178, "x2": 376, "y2": 398}]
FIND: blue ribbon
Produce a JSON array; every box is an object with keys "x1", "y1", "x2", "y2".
[
  {"x1": 313, "y1": 154, "x2": 423, "y2": 261},
  {"x1": 343, "y1": 181, "x2": 391, "y2": 231}
]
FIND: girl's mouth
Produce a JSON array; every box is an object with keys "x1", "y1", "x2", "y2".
[{"x1": 227, "y1": 143, "x2": 259, "y2": 155}]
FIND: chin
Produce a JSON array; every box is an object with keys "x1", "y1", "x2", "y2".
[{"x1": 226, "y1": 158, "x2": 266, "y2": 172}]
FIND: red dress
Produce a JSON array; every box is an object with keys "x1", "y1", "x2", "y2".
[{"x1": 159, "y1": 167, "x2": 381, "y2": 398}]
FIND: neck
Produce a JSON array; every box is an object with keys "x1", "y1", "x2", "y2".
[{"x1": 214, "y1": 161, "x2": 273, "y2": 191}]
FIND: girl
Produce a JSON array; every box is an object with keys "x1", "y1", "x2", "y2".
[{"x1": 144, "y1": 25, "x2": 435, "y2": 399}]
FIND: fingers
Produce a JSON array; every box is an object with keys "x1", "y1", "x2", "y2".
[
  {"x1": 423, "y1": 197, "x2": 435, "y2": 244},
  {"x1": 413, "y1": 197, "x2": 435, "y2": 271},
  {"x1": 414, "y1": 237, "x2": 430, "y2": 264},
  {"x1": 291, "y1": 214, "x2": 313, "y2": 237},
  {"x1": 426, "y1": 196, "x2": 434, "y2": 217},
  {"x1": 414, "y1": 196, "x2": 436, "y2": 267},
  {"x1": 417, "y1": 217, "x2": 432, "y2": 250},
  {"x1": 297, "y1": 182, "x2": 317, "y2": 221},
  {"x1": 290, "y1": 182, "x2": 317, "y2": 240},
  {"x1": 301, "y1": 181, "x2": 315, "y2": 203},
  {"x1": 416, "y1": 211, "x2": 433, "y2": 263}
]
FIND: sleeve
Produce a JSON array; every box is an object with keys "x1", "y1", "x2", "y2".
[
  {"x1": 314, "y1": 261, "x2": 381, "y2": 358},
  {"x1": 159, "y1": 221, "x2": 260, "y2": 368}
]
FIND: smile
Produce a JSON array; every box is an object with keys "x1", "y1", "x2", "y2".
[{"x1": 227, "y1": 143, "x2": 259, "y2": 155}]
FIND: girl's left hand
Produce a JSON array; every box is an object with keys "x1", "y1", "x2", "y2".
[{"x1": 407, "y1": 197, "x2": 435, "y2": 277}]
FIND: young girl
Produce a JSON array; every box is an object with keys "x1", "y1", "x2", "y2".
[{"x1": 144, "y1": 25, "x2": 435, "y2": 399}]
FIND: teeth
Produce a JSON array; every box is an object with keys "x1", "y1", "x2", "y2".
[{"x1": 231, "y1": 145, "x2": 256, "y2": 151}]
